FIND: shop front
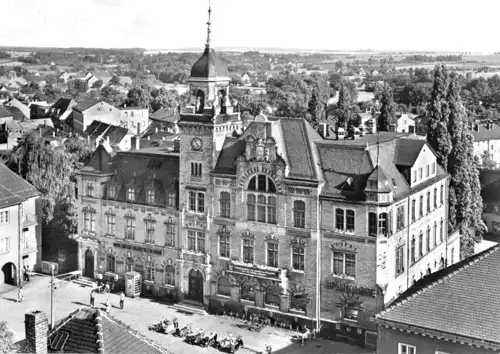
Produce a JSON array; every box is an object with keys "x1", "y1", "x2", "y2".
[{"x1": 320, "y1": 276, "x2": 380, "y2": 348}]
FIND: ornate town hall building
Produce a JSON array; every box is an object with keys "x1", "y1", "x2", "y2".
[{"x1": 75, "y1": 7, "x2": 460, "y2": 348}]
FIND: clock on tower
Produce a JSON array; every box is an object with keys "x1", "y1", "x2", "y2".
[{"x1": 191, "y1": 137, "x2": 203, "y2": 151}]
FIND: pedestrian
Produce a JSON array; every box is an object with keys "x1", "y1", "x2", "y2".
[
  {"x1": 119, "y1": 291, "x2": 125, "y2": 309},
  {"x1": 105, "y1": 298, "x2": 111, "y2": 314},
  {"x1": 23, "y1": 266, "x2": 27, "y2": 282},
  {"x1": 18, "y1": 286, "x2": 24, "y2": 303},
  {"x1": 90, "y1": 290, "x2": 95, "y2": 308},
  {"x1": 26, "y1": 266, "x2": 31, "y2": 282}
]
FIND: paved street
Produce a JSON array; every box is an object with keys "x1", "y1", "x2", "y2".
[{"x1": 1, "y1": 275, "x2": 373, "y2": 354}]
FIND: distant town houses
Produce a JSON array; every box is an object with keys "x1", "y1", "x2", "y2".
[{"x1": 471, "y1": 120, "x2": 500, "y2": 167}]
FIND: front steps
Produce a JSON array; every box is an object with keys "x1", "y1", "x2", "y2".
[
  {"x1": 171, "y1": 300, "x2": 207, "y2": 316},
  {"x1": 73, "y1": 277, "x2": 96, "y2": 288}
]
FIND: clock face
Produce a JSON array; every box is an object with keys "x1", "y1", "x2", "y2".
[{"x1": 191, "y1": 138, "x2": 202, "y2": 151}]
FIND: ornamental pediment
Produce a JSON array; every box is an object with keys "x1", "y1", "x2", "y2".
[{"x1": 331, "y1": 241, "x2": 358, "y2": 252}]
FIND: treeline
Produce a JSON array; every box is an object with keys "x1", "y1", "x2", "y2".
[{"x1": 403, "y1": 55, "x2": 462, "y2": 63}]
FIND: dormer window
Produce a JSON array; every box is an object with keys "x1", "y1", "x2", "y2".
[
  {"x1": 127, "y1": 188, "x2": 135, "y2": 202},
  {"x1": 108, "y1": 185, "x2": 117, "y2": 199},
  {"x1": 147, "y1": 190, "x2": 156, "y2": 204}
]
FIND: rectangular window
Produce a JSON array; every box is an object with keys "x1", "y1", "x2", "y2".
[
  {"x1": 247, "y1": 194, "x2": 256, "y2": 221},
  {"x1": 21, "y1": 229, "x2": 28, "y2": 248},
  {"x1": 243, "y1": 238, "x2": 255, "y2": 263},
  {"x1": 432, "y1": 162, "x2": 436, "y2": 174},
  {"x1": 86, "y1": 182, "x2": 94, "y2": 197},
  {"x1": 147, "y1": 190, "x2": 156, "y2": 204},
  {"x1": 335, "y1": 209, "x2": 345, "y2": 231},
  {"x1": 0, "y1": 211, "x2": 9, "y2": 225},
  {"x1": 427, "y1": 191, "x2": 431, "y2": 213},
  {"x1": 257, "y1": 195, "x2": 266, "y2": 222},
  {"x1": 127, "y1": 188, "x2": 135, "y2": 202},
  {"x1": 398, "y1": 343, "x2": 416, "y2": 354},
  {"x1": 187, "y1": 230, "x2": 205, "y2": 253},
  {"x1": 333, "y1": 252, "x2": 356, "y2": 277},
  {"x1": 219, "y1": 234, "x2": 230, "y2": 258},
  {"x1": 395, "y1": 247, "x2": 404, "y2": 275},
  {"x1": 145, "y1": 222, "x2": 155, "y2": 244},
  {"x1": 413, "y1": 170, "x2": 416, "y2": 182},
  {"x1": 108, "y1": 185, "x2": 117, "y2": 199},
  {"x1": 396, "y1": 205, "x2": 405, "y2": 231},
  {"x1": 125, "y1": 219, "x2": 135, "y2": 240},
  {"x1": 267, "y1": 242, "x2": 278, "y2": 268},
  {"x1": 106, "y1": 215, "x2": 116, "y2": 235},
  {"x1": 220, "y1": 192, "x2": 231, "y2": 218},
  {"x1": 368, "y1": 212, "x2": 377, "y2": 236},
  {"x1": 189, "y1": 191, "x2": 196, "y2": 211},
  {"x1": 419, "y1": 167, "x2": 423, "y2": 179},
  {"x1": 346, "y1": 210, "x2": 355, "y2": 232},
  {"x1": 191, "y1": 162, "x2": 202, "y2": 177},
  {"x1": 164, "y1": 266, "x2": 175, "y2": 285},
  {"x1": 168, "y1": 192, "x2": 176, "y2": 207},
  {"x1": 145, "y1": 263, "x2": 155, "y2": 282},
  {"x1": 293, "y1": 201, "x2": 306, "y2": 228},
  {"x1": 418, "y1": 233, "x2": 423, "y2": 257},
  {"x1": 0, "y1": 237, "x2": 10, "y2": 254},
  {"x1": 434, "y1": 188, "x2": 437, "y2": 208},
  {"x1": 197, "y1": 193, "x2": 205, "y2": 213},
  {"x1": 292, "y1": 246, "x2": 305, "y2": 271},
  {"x1": 419, "y1": 195, "x2": 423, "y2": 217},
  {"x1": 426, "y1": 165, "x2": 429, "y2": 177},
  {"x1": 165, "y1": 223, "x2": 175, "y2": 247},
  {"x1": 83, "y1": 212, "x2": 96, "y2": 232}
]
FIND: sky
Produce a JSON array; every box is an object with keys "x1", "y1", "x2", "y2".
[{"x1": 1, "y1": 0, "x2": 498, "y2": 52}]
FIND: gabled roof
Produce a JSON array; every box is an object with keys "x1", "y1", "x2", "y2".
[
  {"x1": 0, "y1": 163, "x2": 40, "y2": 202},
  {"x1": 104, "y1": 125, "x2": 129, "y2": 146},
  {"x1": 51, "y1": 98, "x2": 76, "y2": 113},
  {"x1": 73, "y1": 99, "x2": 101, "y2": 113},
  {"x1": 49, "y1": 307, "x2": 166, "y2": 354},
  {"x1": 471, "y1": 122, "x2": 500, "y2": 142},
  {"x1": 190, "y1": 47, "x2": 229, "y2": 79},
  {"x1": 376, "y1": 245, "x2": 500, "y2": 346},
  {"x1": 150, "y1": 108, "x2": 180, "y2": 123},
  {"x1": 0, "y1": 106, "x2": 13, "y2": 118},
  {"x1": 394, "y1": 138, "x2": 426, "y2": 166},
  {"x1": 213, "y1": 137, "x2": 246, "y2": 175}
]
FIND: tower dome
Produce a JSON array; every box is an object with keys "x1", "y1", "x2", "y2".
[{"x1": 190, "y1": 47, "x2": 229, "y2": 79}]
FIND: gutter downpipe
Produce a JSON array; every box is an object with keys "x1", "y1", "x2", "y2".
[
  {"x1": 315, "y1": 182, "x2": 325, "y2": 333},
  {"x1": 18, "y1": 201, "x2": 24, "y2": 290}
]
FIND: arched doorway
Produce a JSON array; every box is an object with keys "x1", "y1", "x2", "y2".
[
  {"x1": 84, "y1": 249, "x2": 94, "y2": 278},
  {"x1": 1, "y1": 262, "x2": 16, "y2": 285},
  {"x1": 188, "y1": 269, "x2": 204, "y2": 302}
]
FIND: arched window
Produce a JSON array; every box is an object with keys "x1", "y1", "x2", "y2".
[
  {"x1": 433, "y1": 222, "x2": 437, "y2": 246},
  {"x1": 247, "y1": 175, "x2": 276, "y2": 193},
  {"x1": 220, "y1": 191, "x2": 231, "y2": 218},
  {"x1": 335, "y1": 208, "x2": 345, "y2": 231},
  {"x1": 419, "y1": 195, "x2": 424, "y2": 217},
  {"x1": 368, "y1": 212, "x2": 377, "y2": 236},
  {"x1": 418, "y1": 232, "x2": 423, "y2": 257},
  {"x1": 411, "y1": 199, "x2": 416, "y2": 222},
  {"x1": 426, "y1": 191, "x2": 431, "y2": 213},
  {"x1": 164, "y1": 265, "x2": 175, "y2": 286},
  {"x1": 125, "y1": 257, "x2": 133, "y2": 273},
  {"x1": 440, "y1": 185, "x2": 444, "y2": 205},
  {"x1": 410, "y1": 236, "x2": 415, "y2": 263},
  {"x1": 293, "y1": 200, "x2": 306, "y2": 228},
  {"x1": 426, "y1": 227, "x2": 431, "y2": 252},
  {"x1": 241, "y1": 281, "x2": 255, "y2": 302},
  {"x1": 440, "y1": 219, "x2": 444, "y2": 243},
  {"x1": 264, "y1": 285, "x2": 281, "y2": 306},
  {"x1": 433, "y1": 187, "x2": 438, "y2": 208},
  {"x1": 217, "y1": 276, "x2": 232, "y2": 297},
  {"x1": 106, "y1": 254, "x2": 115, "y2": 273}
]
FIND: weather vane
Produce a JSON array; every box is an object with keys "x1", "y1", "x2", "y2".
[{"x1": 206, "y1": 0, "x2": 212, "y2": 48}]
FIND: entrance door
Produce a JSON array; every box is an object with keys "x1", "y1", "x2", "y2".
[
  {"x1": 1, "y1": 262, "x2": 16, "y2": 285},
  {"x1": 84, "y1": 249, "x2": 94, "y2": 278},
  {"x1": 188, "y1": 269, "x2": 204, "y2": 302}
]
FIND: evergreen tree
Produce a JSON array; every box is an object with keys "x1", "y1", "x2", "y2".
[
  {"x1": 446, "y1": 73, "x2": 486, "y2": 257},
  {"x1": 378, "y1": 84, "x2": 396, "y2": 131},
  {"x1": 337, "y1": 83, "x2": 351, "y2": 129},
  {"x1": 427, "y1": 65, "x2": 452, "y2": 170},
  {"x1": 307, "y1": 87, "x2": 325, "y2": 129},
  {"x1": 0, "y1": 321, "x2": 18, "y2": 354}
]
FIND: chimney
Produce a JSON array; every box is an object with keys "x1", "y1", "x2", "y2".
[
  {"x1": 135, "y1": 136, "x2": 140, "y2": 150},
  {"x1": 173, "y1": 139, "x2": 180, "y2": 152},
  {"x1": 25, "y1": 311, "x2": 48, "y2": 354}
]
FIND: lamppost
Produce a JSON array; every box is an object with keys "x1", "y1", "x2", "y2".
[{"x1": 50, "y1": 264, "x2": 56, "y2": 329}]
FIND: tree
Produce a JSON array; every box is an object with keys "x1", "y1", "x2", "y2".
[
  {"x1": 337, "y1": 83, "x2": 351, "y2": 129},
  {"x1": 125, "y1": 85, "x2": 151, "y2": 109},
  {"x1": 0, "y1": 321, "x2": 18, "y2": 354},
  {"x1": 92, "y1": 80, "x2": 103, "y2": 89},
  {"x1": 378, "y1": 84, "x2": 396, "y2": 131},
  {"x1": 427, "y1": 65, "x2": 452, "y2": 170},
  {"x1": 150, "y1": 88, "x2": 179, "y2": 111},
  {"x1": 307, "y1": 88, "x2": 325, "y2": 129},
  {"x1": 446, "y1": 73, "x2": 486, "y2": 257},
  {"x1": 100, "y1": 86, "x2": 123, "y2": 106},
  {"x1": 479, "y1": 150, "x2": 497, "y2": 170},
  {"x1": 109, "y1": 75, "x2": 121, "y2": 86}
]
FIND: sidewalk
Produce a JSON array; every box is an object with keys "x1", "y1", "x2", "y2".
[{"x1": 0, "y1": 279, "x2": 373, "y2": 354}]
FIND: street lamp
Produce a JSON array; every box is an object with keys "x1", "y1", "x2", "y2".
[{"x1": 50, "y1": 264, "x2": 56, "y2": 329}]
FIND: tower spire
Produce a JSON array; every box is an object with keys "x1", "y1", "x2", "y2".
[{"x1": 206, "y1": 0, "x2": 212, "y2": 48}]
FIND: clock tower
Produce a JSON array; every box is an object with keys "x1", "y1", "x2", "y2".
[{"x1": 176, "y1": 4, "x2": 243, "y2": 303}]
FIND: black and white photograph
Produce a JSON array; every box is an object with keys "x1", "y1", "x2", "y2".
[{"x1": 0, "y1": 1, "x2": 498, "y2": 353}]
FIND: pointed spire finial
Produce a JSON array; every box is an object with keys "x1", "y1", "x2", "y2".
[{"x1": 206, "y1": 0, "x2": 212, "y2": 48}]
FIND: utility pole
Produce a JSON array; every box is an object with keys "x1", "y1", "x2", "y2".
[
  {"x1": 18, "y1": 203, "x2": 23, "y2": 289},
  {"x1": 50, "y1": 264, "x2": 56, "y2": 329}
]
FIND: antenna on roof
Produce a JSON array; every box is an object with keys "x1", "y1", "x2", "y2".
[{"x1": 206, "y1": 0, "x2": 212, "y2": 48}]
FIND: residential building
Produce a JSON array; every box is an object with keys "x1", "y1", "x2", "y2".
[
  {"x1": 24, "y1": 308, "x2": 167, "y2": 354},
  {"x1": 73, "y1": 11, "x2": 460, "y2": 350},
  {"x1": 414, "y1": 115, "x2": 430, "y2": 136},
  {"x1": 0, "y1": 163, "x2": 42, "y2": 285},
  {"x1": 375, "y1": 245, "x2": 500, "y2": 354},
  {"x1": 83, "y1": 120, "x2": 133, "y2": 152},
  {"x1": 0, "y1": 106, "x2": 13, "y2": 124},
  {"x1": 149, "y1": 108, "x2": 180, "y2": 134},
  {"x1": 480, "y1": 169, "x2": 500, "y2": 239},
  {"x1": 472, "y1": 121, "x2": 500, "y2": 167},
  {"x1": 49, "y1": 98, "x2": 77, "y2": 120},
  {"x1": 118, "y1": 106, "x2": 149, "y2": 134},
  {"x1": 4, "y1": 98, "x2": 30, "y2": 120},
  {"x1": 395, "y1": 113, "x2": 415, "y2": 133}
]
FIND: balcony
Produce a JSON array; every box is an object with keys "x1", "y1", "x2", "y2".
[{"x1": 22, "y1": 214, "x2": 39, "y2": 227}]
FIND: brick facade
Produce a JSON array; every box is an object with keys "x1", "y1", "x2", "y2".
[{"x1": 25, "y1": 311, "x2": 48, "y2": 354}]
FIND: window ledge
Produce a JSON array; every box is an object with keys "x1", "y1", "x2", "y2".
[
  {"x1": 144, "y1": 280, "x2": 155, "y2": 285},
  {"x1": 241, "y1": 299, "x2": 254, "y2": 305},
  {"x1": 291, "y1": 269, "x2": 305, "y2": 274},
  {"x1": 163, "y1": 284, "x2": 176, "y2": 289},
  {"x1": 219, "y1": 257, "x2": 230, "y2": 261},
  {"x1": 217, "y1": 294, "x2": 231, "y2": 299},
  {"x1": 290, "y1": 308, "x2": 306, "y2": 314},
  {"x1": 330, "y1": 274, "x2": 356, "y2": 281},
  {"x1": 265, "y1": 304, "x2": 279, "y2": 309},
  {"x1": 184, "y1": 250, "x2": 206, "y2": 256}
]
